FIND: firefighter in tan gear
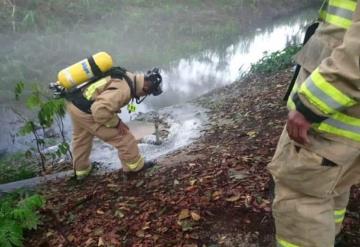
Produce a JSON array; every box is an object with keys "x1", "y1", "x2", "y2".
[
  {"x1": 268, "y1": 1, "x2": 360, "y2": 246},
  {"x1": 65, "y1": 67, "x2": 163, "y2": 179}
]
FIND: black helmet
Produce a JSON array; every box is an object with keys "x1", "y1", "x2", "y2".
[{"x1": 145, "y1": 68, "x2": 163, "y2": 96}]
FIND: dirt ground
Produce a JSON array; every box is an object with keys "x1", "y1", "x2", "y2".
[{"x1": 24, "y1": 68, "x2": 360, "y2": 246}]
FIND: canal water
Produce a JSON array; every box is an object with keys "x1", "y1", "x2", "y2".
[{"x1": 0, "y1": 8, "x2": 318, "y2": 166}]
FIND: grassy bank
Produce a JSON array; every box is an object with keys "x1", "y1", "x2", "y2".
[
  {"x1": 0, "y1": 0, "x2": 316, "y2": 34},
  {"x1": 0, "y1": 152, "x2": 37, "y2": 184}
]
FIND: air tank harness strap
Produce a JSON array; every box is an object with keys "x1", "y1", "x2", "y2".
[
  {"x1": 67, "y1": 87, "x2": 94, "y2": 114},
  {"x1": 67, "y1": 66, "x2": 139, "y2": 114},
  {"x1": 283, "y1": 22, "x2": 319, "y2": 101},
  {"x1": 106, "y1": 67, "x2": 141, "y2": 112},
  {"x1": 87, "y1": 55, "x2": 103, "y2": 77},
  {"x1": 105, "y1": 67, "x2": 138, "y2": 99}
]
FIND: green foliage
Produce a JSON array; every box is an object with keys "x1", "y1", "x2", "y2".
[
  {"x1": 15, "y1": 82, "x2": 66, "y2": 128},
  {"x1": 18, "y1": 121, "x2": 36, "y2": 136},
  {"x1": 48, "y1": 142, "x2": 70, "y2": 161},
  {"x1": 0, "y1": 0, "x2": 119, "y2": 33},
  {"x1": 38, "y1": 99, "x2": 66, "y2": 127},
  {"x1": 0, "y1": 153, "x2": 37, "y2": 184},
  {"x1": 0, "y1": 192, "x2": 45, "y2": 247},
  {"x1": 25, "y1": 94, "x2": 41, "y2": 110},
  {"x1": 13, "y1": 82, "x2": 70, "y2": 173},
  {"x1": 14, "y1": 82, "x2": 24, "y2": 101},
  {"x1": 249, "y1": 44, "x2": 301, "y2": 75}
]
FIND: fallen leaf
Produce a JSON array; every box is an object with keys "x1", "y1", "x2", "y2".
[
  {"x1": 85, "y1": 238, "x2": 95, "y2": 247},
  {"x1": 96, "y1": 209, "x2": 105, "y2": 215},
  {"x1": 142, "y1": 221, "x2": 151, "y2": 230},
  {"x1": 107, "y1": 183, "x2": 117, "y2": 188},
  {"x1": 114, "y1": 210, "x2": 125, "y2": 218},
  {"x1": 179, "y1": 209, "x2": 190, "y2": 220},
  {"x1": 242, "y1": 156, "x2": 252, "y2": 162},
  {"x1": 67, "y1": 234, "x2": 75, "y2": 242},
  {"x1": 245, "y1": 195, "x2": 252, "y2": 208},
  {"x1": 212, "y1": 191, "x2": 222, "y2": 201},
  {"x1": 180, "y1": 220, "x2": 193, "y2": 232},
  {"x1": 136, "y1": 180, "x2": 144, "y2": 187},
  {"x1": 246, "y1": 130, "x2": 257, "y2": 138},
  {"x1": 191, "y1": 212, "x2": 201, "y2": 221},
  {"x1": 228, "y1": 168, "x2": 248, "y2": 180},
  {"x1": 185, "y1": 185, "x2": 197, "y2": 192},
  {"x1": 98, "y1": 237, "x2": 105, "y2": 246},
  {"x1": 136, "y1": 230, "x2": 145, "y2": 238},
  {"x1": 159, "y1": 226, "x2": 168, "y2": 233},
  {"x1": 189, "y1": 179, "x2": 197, "y2": 186},
  {"x1": 94, "y1": 227, "x2": 104, "y2": 236},
  {"x1": 153, "y1": 234, "x2": 160, "y2": 241},
  {"x1": 225, "y1": 194, "x2": 241, "y2": 202}
]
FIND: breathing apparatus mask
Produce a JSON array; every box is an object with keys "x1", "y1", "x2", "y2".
[
  {"x1": 127, "y1": 68, "x2": 163, "y2": 113},
  {"x1": 144, "y1": 68, "x2": 163, "y2": 96}
]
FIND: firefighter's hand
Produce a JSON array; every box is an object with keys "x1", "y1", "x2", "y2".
[
  {"x1": 286, "y1": 110, "x2": 311, "y2": 145},
  {"x1": 117, "y1": 120, "x2": 129, "y2": 135}
]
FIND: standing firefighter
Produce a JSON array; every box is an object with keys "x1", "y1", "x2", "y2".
[
  {"x1": 52, "y1": 53, "x2": 163, "y2": 179},
  {"x1": 268, "y1": 1, "x2": 360, "y2": 247}
]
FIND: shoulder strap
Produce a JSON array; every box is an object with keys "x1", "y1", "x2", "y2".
[
  {"x1": 87, "y1": 55, "x2": 102, "y2": 77},
  {"x1": 283, "y1": 22, "x2": 319, "y2": 101},
  {"x1": 106, "y1": 67, "x2": 138, "y2": 100},
  {"x1": 65, "y1": 66, "x2": 138, "y2": 102}
]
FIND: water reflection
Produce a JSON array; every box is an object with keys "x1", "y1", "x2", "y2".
[{"x1": 148, "y1": 12, "x2": 315, "y2": 109}]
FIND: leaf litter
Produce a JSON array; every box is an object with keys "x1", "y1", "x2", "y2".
[{"x1": 24, "y1": 68, "x2": 360, "y2": 246}]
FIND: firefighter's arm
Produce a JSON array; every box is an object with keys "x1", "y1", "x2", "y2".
[
  {"x1": 293, "y1": 6, "x2": 360, "y2": 123},
  {"x1": 90, "y1": 79, "x2": 132, "y2": 127}
]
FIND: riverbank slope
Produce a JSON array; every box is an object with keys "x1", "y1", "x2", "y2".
[{"x1": 24, "y1": 67, "x2": 360, "y2": 246}]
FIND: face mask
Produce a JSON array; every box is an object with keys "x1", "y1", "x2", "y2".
[{"x1": 145, "y1": 68, "x2": 163, "y2": 96}]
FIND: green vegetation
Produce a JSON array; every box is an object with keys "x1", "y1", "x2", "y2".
[
  {"x1": 13, "y1": 82, "x2": 73, "y2": 176},
  {"x1": 0, "y1": 0, "x2": 307, "y2": 33},
  {"x1": 0, "y1": 153, "x2": 37, "y2": 184},
  {"x1": 0, "y1": 191, "x2": 45, "y2": 247},
  {"x1": 0, "y1": 82, "x2": 73, "y2": 184},
  {"x1": 249, "y1": 44, "x2": 301, "y2": 75},
  {"x1": 0, "y1": 0, "x2": 119, "y2": 33}
]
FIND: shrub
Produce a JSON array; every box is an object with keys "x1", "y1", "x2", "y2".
[
  {"x1": 0, "y1": 192, "x2": 45, "y2": 247},
  {"x1": 249, "y1": 44, "x2": 301, "y2": 75},
  {"x1": 14, "y1": 82, "x2": 72, "y2": 173},
  {"x1": 0, "y1": 153, "x2": 37, "y2": 184}
]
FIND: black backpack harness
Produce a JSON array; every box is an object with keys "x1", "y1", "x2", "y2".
[{"x1": 66, "y1": 66, "x2": 139, "y2": 114}]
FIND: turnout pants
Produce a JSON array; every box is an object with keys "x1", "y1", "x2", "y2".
[
  {"x1": 268, "y1": 68, "x2": 360, "y2": 247},
  {"x1": 268, "y1": 129, "x2": 359, "y2": 246},
  {"x1": 67, "y1": 103, "x2": 143, "y2": 173}
]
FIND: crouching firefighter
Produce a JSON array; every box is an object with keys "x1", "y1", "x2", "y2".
[{"x1": 50, "y1": 52, "x2": 163, "y2": 179}]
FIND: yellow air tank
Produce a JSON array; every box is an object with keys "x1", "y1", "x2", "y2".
[{"x1": 57, "y1": 51, "x2": 113, "y2": 89}]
